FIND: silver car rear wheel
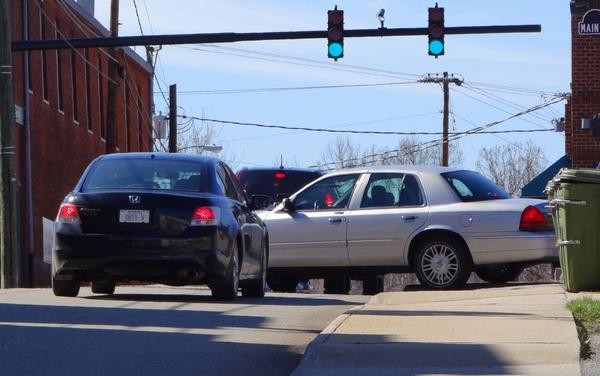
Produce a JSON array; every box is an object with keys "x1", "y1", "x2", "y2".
[{"x1": 415, "y1": 236, "x2": 471, "y2": 289}]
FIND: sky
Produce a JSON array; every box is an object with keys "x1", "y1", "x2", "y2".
[{"x1": 94, "y1": 1, "x2": 570, "y2": 171}]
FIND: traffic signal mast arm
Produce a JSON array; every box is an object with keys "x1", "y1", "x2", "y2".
[{"x1": 12, "y1": 25, "x2": 541, "y2": 51}]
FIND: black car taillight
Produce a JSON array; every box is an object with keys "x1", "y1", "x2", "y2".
[
  {"x1": 519, "y1": 205, "x2": 551, "y2": 231},
  {"x1": 57, "y1": 203, "x2": 81, "y2": 224},
  {"x1": 190, "y1": 206, "x2": 220, "y2": 226}
]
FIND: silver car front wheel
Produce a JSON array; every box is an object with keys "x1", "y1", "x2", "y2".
[{"x1": 415, "y1": 236, "x2": 471, "y2": 289}]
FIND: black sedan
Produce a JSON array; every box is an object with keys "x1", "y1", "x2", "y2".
[{"x1": 52, "y1": 152, "x2": 268, "y2": 300}]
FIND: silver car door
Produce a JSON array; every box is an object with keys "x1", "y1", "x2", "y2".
[
  {"x1": 266, "y1": 174, "x2": 359, "y2": 268},
  {"x1": 347, "y1": 173, "x2": 428, "y2": 266}
]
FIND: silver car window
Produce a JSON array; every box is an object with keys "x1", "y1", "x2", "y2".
[
  {"x1": 293, "y1": 174, "x2": 359, "y2": 211},
  {"x1": 361, "y1": 173, "x2": 424, "y2": 208}
]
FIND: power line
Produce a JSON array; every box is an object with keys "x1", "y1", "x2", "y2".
[{"x1": 161, "y1": 81, "x2": 417, "y2": 96}]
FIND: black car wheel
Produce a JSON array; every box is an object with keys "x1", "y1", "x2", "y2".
[
  {"x1": 91, "y1": 280, "x2": 116, "y2": 295},
  {"x1": 476, "y1": 265, "x2": 524, "y2": 284},
  {"x1": 362, "y1": 275, "x2": 385, "y2": 295},
  {"x1": 324, "y1": 274, "x2": 351, "y2": 294},
  {"x1": 52, "y1": 277, "x2": 81, "y2": 297},
  {"x1": 211, "y1": 242, "x2": 240, "y2": 301},
  {"x1": 241, "y1": 243, "x2": 267, "y2": 298},
  {"x1": 414, "y1": 236, "x2": 472, "y2": 290}
]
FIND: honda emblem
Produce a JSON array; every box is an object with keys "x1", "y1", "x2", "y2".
[{"x1": 128, "y1": 195, "x2": 141, "y2": 204}]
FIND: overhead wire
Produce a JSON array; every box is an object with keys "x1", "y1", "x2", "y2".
[
  {"x1": 451, "y1": 86, "x2": 551, "y2": 130},
  {"x1": 461, "y1": 83, "x2": 554, "y2": 123},
  {"x1": 180, "y1": 95, "x2": 560, "y2": 137},
  {"x1": 163, "y1": 81, "x2": 418, "y2": 96}
]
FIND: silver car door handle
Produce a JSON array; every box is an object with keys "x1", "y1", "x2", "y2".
[
  {"x1": 328, "y1": 217, "x2": 347, "y2": 224},
  {"x1": 402, "y1": 215, "x2": 417, "y2": 221}
]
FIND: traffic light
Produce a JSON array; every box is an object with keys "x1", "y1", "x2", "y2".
[
  {"x1": 428, "y1": 6, "x2": 445, "y2": 57},
  {"x1": 327, "y1": 8, "x2": 344, "y2": 60}
]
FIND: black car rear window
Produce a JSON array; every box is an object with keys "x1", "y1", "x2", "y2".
[
  {"x1": 82, "y1": 158, "x2": 208, "y2": 192},
  {"x1": 441, "y1": 170, "x2": 510, "y2": 202},
  {"x1": 238, "y1": 170, "x2": 322, "y2": 200}
]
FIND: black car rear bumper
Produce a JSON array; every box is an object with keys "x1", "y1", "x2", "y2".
[{"x1": 53, "y1": 233, "x2": 231, "y2": 285}]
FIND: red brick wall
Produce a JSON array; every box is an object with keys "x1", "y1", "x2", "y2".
[
  {"x1": 568, "y1": 0, "x2": 600, "y2": 167},
  {"x1": 11, "y1": 0, "x2": 153, "y2": 286}
]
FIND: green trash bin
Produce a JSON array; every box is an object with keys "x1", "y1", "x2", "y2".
[{"x1": 547, "y1": 168, "x2": 600, "y2": 292}]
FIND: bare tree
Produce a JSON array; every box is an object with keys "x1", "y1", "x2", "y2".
[
  {"x1": 176, "y1": 117, "x2": 241, "y2": 169},
  {"x1": 317, "y1": 136, "x2": 464, "y2": 169},
  {"x1": 476, "y1": 140, "x2": 547, "y2": 196},
  {"x1": 177, "y1": 117, "x2": 216, "y2": 155},
  {"x1": 319, "y1": 136, "x2": 362, "y2": 169}
]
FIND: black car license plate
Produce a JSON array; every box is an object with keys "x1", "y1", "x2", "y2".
[{"x1": 119, "y1": 209, "x2": 150, "y2": 223}]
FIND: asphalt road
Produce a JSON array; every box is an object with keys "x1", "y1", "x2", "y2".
[{"x1": 0, "y1": 285, "x2": 369, "y2": 376}]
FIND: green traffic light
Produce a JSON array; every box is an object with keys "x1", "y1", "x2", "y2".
[
  {"x1": 328, "y1": 42, "x2": 344, "y2": 58},
  {"x1": 428, "y1": 39, "x2": 444, "y2": 56}
]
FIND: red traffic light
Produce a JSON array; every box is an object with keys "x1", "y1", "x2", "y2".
[
  {"x1": 328, "y1": 10, "x2": 343, "y2": 25},
  {"x1": 428, "y1": 7, "x2": 444, "y2": 23}
]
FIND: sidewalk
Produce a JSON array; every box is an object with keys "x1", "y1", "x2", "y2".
[{"x1": 292, "y1": 283, "x2": 581, "y2": 376}]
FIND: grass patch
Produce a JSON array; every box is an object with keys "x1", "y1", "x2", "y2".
[
  {"x1": 567, "y1": 297, "x2": 600, "y2": 359},
  {"x1": 567, "y1": 297, "x2": 600, "y2": 323}
]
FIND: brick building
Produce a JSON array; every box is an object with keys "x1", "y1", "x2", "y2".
[
  {"x1": 522, "y1": 0, "x2": 600, "y2": 197},
  {"x1": 566, "y1": 0, "x2": 600, "y2": 167},
  {"x1": 11, "y1": 0, "x2": 154, "y2": 286}
]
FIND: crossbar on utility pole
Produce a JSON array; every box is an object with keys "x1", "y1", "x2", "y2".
[
  {"x1": 419, "y1": 72, "x2": 463, "y2": 167},
  {"x1": 11, "y1": 25, "x2": 541, "y2": 51}
]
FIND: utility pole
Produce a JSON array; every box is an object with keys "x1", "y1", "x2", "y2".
[
  {"x1": 168, "y1": 84, "x2": 177, "y2": 152},
  {"x1": 419, "y1": 72, "x2": 463, "y2": 166},
  {"x1": 0, "y1": 0, "x2": 21, "y2": 287},
  {"x1": 105, "y1": 0, "x2": 119, "y2": 153}
]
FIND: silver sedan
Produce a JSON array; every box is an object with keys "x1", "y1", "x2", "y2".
[{"x1": 259, "y1": 165, "x2": 558, "y2": 292}]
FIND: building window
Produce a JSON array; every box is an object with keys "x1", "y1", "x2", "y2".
[
  {"x1": 137, "y1": 87, "x2": 143, "y2": 151},
  {"x1": 85, "y1": 49, "x2": 92, "y2": 131},
  {"x1": 98, "y1": 56, "x2": 106, "y2": 139},
  {"x1": 27, "y1": 0, "x2": 33, "y2": 93},
  {"x1": 40, "y1": 7, "x2": 49, "y2": 102},
  {"x1": 125, "y1": 82, "x2": 131, "y2": 151},
  {"x1": 55, "y1": 19, "x2": 63, "y2": 112},
  {"x1": 71, "y1": 36, "x2": 79, "y2": 124}
]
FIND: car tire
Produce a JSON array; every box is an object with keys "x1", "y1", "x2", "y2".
[
  {"x1": 414, "y1": 236, "x2": 472, "y2": 290},
  {"x1": 52, "y1": 276, "x2": 81, "y2": 297},
  {"x1": 241, "y1": 243, "x2": 267, "y2": 298},
  {"x1": 324, "y1": 274, "x2": 351, "y2": 294},
  {"x1": 362, "y1": 275, "x2": 385, "y2": 295},
  {"x1": 211, "y1": 242, "x2": 240, "y2": 301},
  {"x1": 476, "y1": 265, "x2": 524, "y2": 284},
  {"x1": 91, "y1": 280, "x2": 116, "y2": 295},
  {"x1": 267, "y1": 276, "x2": 298, "y2": 293}
]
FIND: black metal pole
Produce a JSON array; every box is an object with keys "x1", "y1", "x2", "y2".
[
  {"x1": 12, "y1": 25, "x2": 542, "y2": 51},
  {"x1": 168, "y1": 84, "x2": 177, "y2": 153}
]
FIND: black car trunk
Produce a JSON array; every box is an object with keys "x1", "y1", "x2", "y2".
[{"x1": 72, "y1": 191, "x2": 218, "y2": 237}]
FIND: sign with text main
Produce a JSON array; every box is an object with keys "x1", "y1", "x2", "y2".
[{"x1": 579, "y1": 9, "x2": 600, "y2": 35}]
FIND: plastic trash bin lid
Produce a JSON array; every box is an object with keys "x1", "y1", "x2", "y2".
[{"x1": 555, "y1": 168, "x2": 600, "y2": 184}]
